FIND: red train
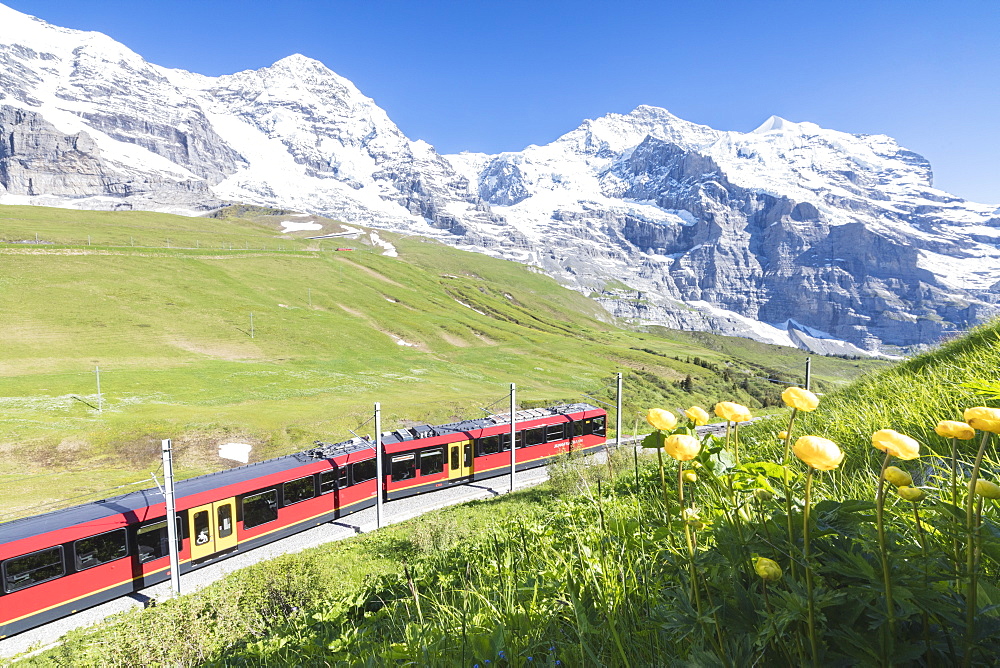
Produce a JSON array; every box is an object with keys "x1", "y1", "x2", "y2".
[{"x1": 0, "y1": 403, "x2": 606, "y2": 638}]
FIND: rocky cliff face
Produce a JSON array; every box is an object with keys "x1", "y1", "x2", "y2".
[{"x1": 1, "y1": 2, "x2": 998, "y2": 353}]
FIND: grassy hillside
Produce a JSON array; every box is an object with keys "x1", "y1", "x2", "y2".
[
  {"x1": 792, "y1": 321, "x2": 1000, "y2": 472},
  {"x1": 0, "y1": 204, "x2": 888, "y2": 519},
  {"x1": 18, "y1": 322, "x2": 1000, "y2": 666}
]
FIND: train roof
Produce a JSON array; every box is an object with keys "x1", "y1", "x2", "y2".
[
  {"x1": 0, "y1": 403, "x2": 601, "y2": 544},
  {"x1": 372, "y1": 402, "x2": 601, "y2": 448}
]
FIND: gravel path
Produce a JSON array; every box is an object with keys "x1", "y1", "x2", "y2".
[{"x1": 0, "y1": 464, "x2": 555, "y2": 661}]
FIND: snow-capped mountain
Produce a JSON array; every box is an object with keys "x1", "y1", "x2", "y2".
[{"x1": 2, "y1": 2, "x2": 998, "y2": 354}]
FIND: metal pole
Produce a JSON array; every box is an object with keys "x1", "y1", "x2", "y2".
[
  {"x1": 510, "y1": 383, "x2": 516, "y2": 493},
  {"x1": 805, "y1": 357, "x2": 812, "y2": 391},
  {"x1": 615, "y1": 372, "x2": 623, "y2": 449},
  {"x1": 95, "y1": 366, "x2": 102, "y2": 413},
  {"x1": 250, "y1": 313, "x2": 254, "y2": 339},
  {"x1": 161, "y1": 439, "x2": 181, "y2": 596},
  {"x1": 308, "y1": 288, "x2": 312, "y2": 307},
  {"x1": 613, "y1": 371, "x2": 622, "y2": 476},
  {"x1": 375, "y1": 402, "x2": 383, "y2": 529}
]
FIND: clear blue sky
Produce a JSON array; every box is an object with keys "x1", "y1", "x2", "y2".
[{"x1": 6, "y1": 0, "x2": 999, "y2": 204}]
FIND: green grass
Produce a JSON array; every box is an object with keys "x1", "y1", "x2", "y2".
[
  {"x1": 0, "y1": 203, "x2": 882, "y2": 519},
  {"x1": 792, "y1": 322, "x2": 1000, "y2": 475},
  {"x1": 14, "y1": 320, "x2": 1000, "y2": 666}
]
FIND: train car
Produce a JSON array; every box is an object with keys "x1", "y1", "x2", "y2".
[{"x1": 0, "y1": 403, "x2": 605, "y2": 638}]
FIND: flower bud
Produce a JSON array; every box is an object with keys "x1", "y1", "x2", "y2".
[
  {"x1": 782, "y1": 387, "x2": 819, "y2": 412},
  {"x1": 883, "y1": 466, "x2": 913, "y2": 487},
  {"x1": 975, "y1": 479, "x2": 1000, "y2": 499},
  {"x1": 793, "y1": 435, "x2": 844, "y2": 471},
  {"x1": 646, "y1": 408, "x2": 677, "y2": 432},
  {"x1": 714, "y1": 401, "x2": 752, "y2": 423},
  {"x1": 897, "y1": 486, "x2": 926, "y2": 502},
  {"x1": 754, "y1": 557, "x2": 782, "y2": 582},
  {"x1": 964, "y1": 407, "x2": 1000, "y2": 434},
  {"x1": 664, "y1": 434, "x2": 701, "y2": 461},
  {"x1": 778, "y1": 430, "x2": 789, "y2": 440},
  {"x1": 935, "y1": 420, "x2": 976, "y2": 440},
  {"x1": 871, "y1": 429, "x2": 920, "y2": 460},
  {"x1": 682, "y1": 470, "x2": 698, "y2": 483},
  {"x1": 683, "y1": 406, "x2": 710, "y2": 426}
]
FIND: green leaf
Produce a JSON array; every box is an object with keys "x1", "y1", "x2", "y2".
[
  {"x1": 641, "y1": 431, "x2": 665, "y2": 448},
  {"x1": 743, "y1": 461, "x2": 788, "y2": 479}
]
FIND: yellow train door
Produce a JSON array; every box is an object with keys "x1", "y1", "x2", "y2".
[
  {"x1": 188, "y1": 497, "x2": 238, "y2": 561},
  {"x1": 448, "y1": 440, "x2": 474, "y2": 479}
]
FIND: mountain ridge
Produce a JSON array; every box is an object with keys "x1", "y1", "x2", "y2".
[{"x1": 1, "y1": 1, "x2": 998, "y2": 354}]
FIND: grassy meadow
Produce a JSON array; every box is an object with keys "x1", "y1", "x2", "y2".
[
  {"x1": 0, "y1": 203, "x2": 885, "y2": 522},
  {"x1": 15, "y1": 322, "x2": 1000, "y2": 666}
]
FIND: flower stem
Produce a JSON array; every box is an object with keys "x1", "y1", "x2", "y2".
[
  {"x1": 951, "y1": 436, "x2": 961, "y2": 592},
  {"x1": 914, "y1": 504, "x2": 932, "y2": 665},
  {"x1": 782, "y1": 409, "x2": 798, "y2": 580},
  {"x1": 876, "y1": 451, "x2": 895, "y2": 660},
  {"x1": 803, "y1": 467, "x2": 819, "y2": 667},
  {"x1": 964, "y1": 431, "x2": 991, "y2": 667},
  {"x1": 782, "y1": 408, "x2": 798, "y2": 463},
  {"x1": 734, "y1": 422, "x2": 741, "y2": 467}
]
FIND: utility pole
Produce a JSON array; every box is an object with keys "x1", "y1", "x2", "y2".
[
  {"x1": 614, "y1": 372, "x2": 622, "y2": 473},
  {"x1": 95, "y1": 366, "x2": 103, "y2": 413},
  {"x1": 375, "y1": 402, "x2": 383, "y2": 529},
  {"x1": 249, "y1": 313, "x2": 254, "y2": 339},
  {"x1": 805, "y1": 357, "x2": 812, "y2": 391},
  {"x1": 616, "y1": 372, "x2": 623, "y2": 448},
  {"x1": 510, "y1": 383, "x2": 517, "y2": 493},
  {"x1": 161, "y1": 439, "x2": 181, "y2": 596}
]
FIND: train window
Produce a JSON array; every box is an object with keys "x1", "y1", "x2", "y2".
[
  {"x1": 136, "y1": 519, "x2": 181, "y2": 563},
  {"x1": 451, "y1": 445, "x2": 460, "y2": 470},
  {"x1": 525, "y1": 427, "x2": 545, "y2": 447},
  {"x1": 243, "y1": 490, "x2": 278, "y2": 529},
  {"x1": 218, "y1": 505, "x2": 234, "y2": 539},
  {"x1": 500, "y1": 432, "x2": 523, "y2": 451},
  {"x1": 320, "y1": 467, "x2": 348, "y2": 494},
  {"x1": 420, "y1": 449, "x2": 445, "y2": 476},
  {"x1": 391, "y1": 453, "x2": 416, "y2": 482},
  {"x1": 2, "y1": 546, "x2": 64, "y2": 593},
  {"x1": 193, "y1": 510, "x2": 211, "y2": 545},
  {"x1": 352, "y1": 459, "x2": 377, "y2": 483},
  {"x1": 592, "y1": 416, "x2": 607, "y2": 436},
  {"x1": 546, "y1": 424, "x2": 566, "y2": 442},
  {"x1": 572, "y1": 420, "x2": 586, "y2": 437},
  {"x1": 73, "y1": 528, "x2": 128, "y2": 571},
  {"x1": 283, "y1": 476, "x2": 315, "y2": 506},
  {"x1": 478, "y1": 435, "x2": 501, "y2": 455}
]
